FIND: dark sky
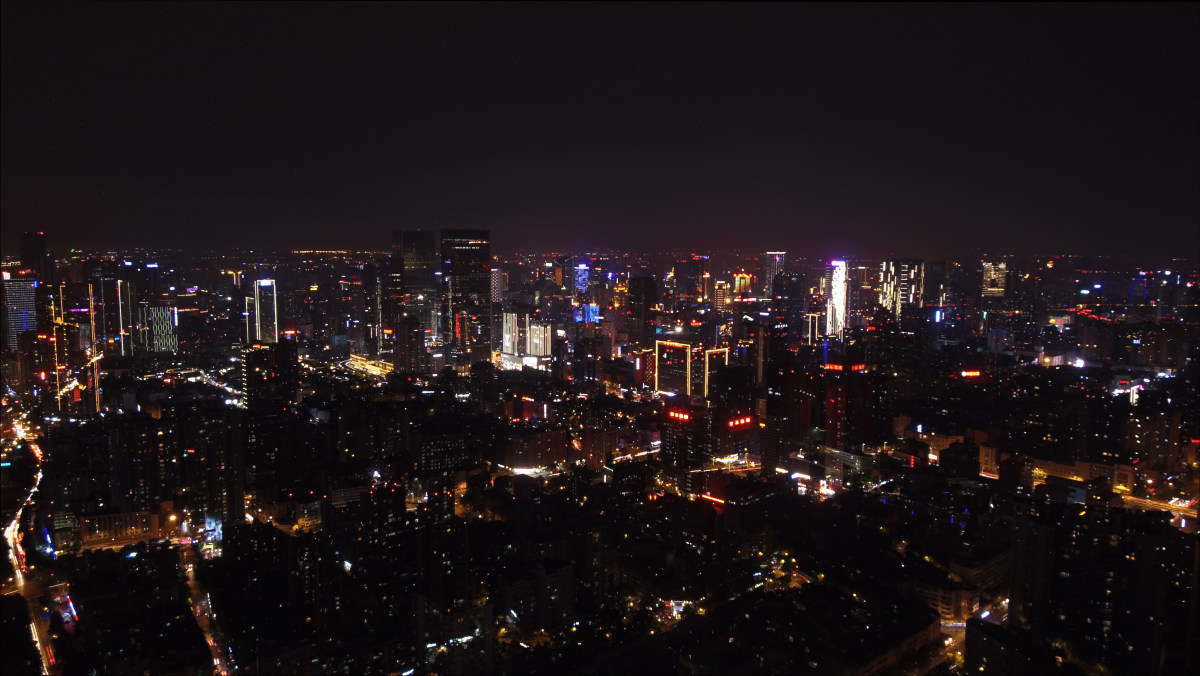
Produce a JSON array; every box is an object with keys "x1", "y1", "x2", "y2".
[{"x1": 2, "y1": 3, "x2": 1197, "y2": 259}]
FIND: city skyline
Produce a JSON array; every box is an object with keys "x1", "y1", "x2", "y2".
[{"x1": 3, "y1": 4, "x2": 1198, "y2": 258}]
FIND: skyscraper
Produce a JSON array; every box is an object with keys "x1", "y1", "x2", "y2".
[
  {"x1": 763, "y1": 251, "x2": 786, "y2": 297},
  {"x1": 393, "y1": 229, "x2": 440, "y2": 346},
  {"x1": 826, "y1": 260, "x2": 847, "y2": 337},
  {"x1": 982, "y1": 261, "x2": 1007, "y2": 298},
  {"x1": 1, "y1": 275, "x2": 38, "y2": 352},
  {"x1": 245, "y1": 279, "x2": 278, "y2": 344},
  {"x1": 626, "y1": 276, "x2": 658, "y2": 348},
  {"x1": 713, "y1": 280, "x2": 729, "y2": 313},
  {"x1": 19, "y1": 231, "x2": 51, "y2": 284},
  {"x1": 879, "y1": 259, "x2": 924, "y2": 318},
  {"x1": 440, "y1": 229, "x2": 491, "y2": 362}
]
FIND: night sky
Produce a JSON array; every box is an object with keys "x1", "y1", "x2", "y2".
[{"x1": 2, "y1": 3, "x2": 1197, "y2": 258}]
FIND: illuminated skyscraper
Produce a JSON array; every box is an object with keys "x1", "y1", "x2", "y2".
[
  {"x1": 879, "y1": 259, "x2": 924, "y2": 318},
  {"x1": 982, "y1": 261, "x2": 1007, "y2": 298},
  {"x1": 245, "y1": 279, "x2": 278, "y2": 344},
  {"x1": 826, "y1": 260, "x2": 847, "y2": 337},
  {"x1": 732, "y1": 272, "x2": 753, "y2": 296},
  {"x1": 1, "y1": 275, "x2": 37, "y2": 351},
  {"x1": 763, "y1": 251, "x2": 786, "y2": 296},
  {"x1": 490, "y1": 268, "x2": 506, "y2": 303},
  {"x1": 655, "y1": 339, "x2": 729, "y2": 399},
  {"x1": 135, "y1": 305, "x2": 179, "y2": 353},
  {"x1": 713, "y1": 281, "x2": 729, "y2": 312}
]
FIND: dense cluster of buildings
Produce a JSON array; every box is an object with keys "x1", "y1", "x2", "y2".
[{"x1": 2, "y1": 230, "x2": 1197, "y2": 674}]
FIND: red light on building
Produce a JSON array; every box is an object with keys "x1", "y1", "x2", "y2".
[
  {"x1": 824, "y1": 363, "x2": 843, "y2": 371},
  {"x1": 728, "y1": 416, "x2": 752, "y2": 428},
  {"x1": 851, "y1": 364, "x2": 866, "y2": 371},
  {"x1": 700, "y1": 494, "x2": 725, "y2": 504},
  {"x1": 960, "y1": 370, "x2": 981, "y2": 377},
  {"x1": 669, "y1": 411, "x2": 691, "y2": 421}
]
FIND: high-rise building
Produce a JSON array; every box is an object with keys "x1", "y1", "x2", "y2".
[
  {"x1": 655, "y1": 339, "x2": 729, "y2": 399},
  {"x1": 713, "y1": 280, "x2": 729, "y2": 313},
  {"x1": 825, "y1": 260, "x2": 847, "y2": 337},
  {"x1": 672, "y1": 255, "x2": 709, "y2": 304},
  {"x1": 135, "y1": 305, "x2": 179, "y2": 353},
  {"x1": 242, "y1": 338, "x2": 300, "y2": 408},
  {"x1": 392, "y1": 229, "x2": 440, "y2": 344},
  {"x1": 1, "y1": 274, "x2": 38, "y2": 351},
  {"x1": 626, "y1": 276, "x2": 658, "y2": 348},
  {"x1": 393, "y1": 312, "x2": 426, "y2": 374},
  {"x1": 361, "y1": 261, "x2": 384, "y2": 358},
  {"x1": 732, "y1": 272, "x2": 753, "y2": 296},
  {"x1": 763, "y1": 251, "x2": 786, "y2": 296},
  {"x1": 245, "y1": 279, "x2": 279, "y2": 344},
  {"x1": 19, "y1": 231, "x2": 51, "y2": 284},
  {"x1": 490, "y1": 268, "x2": 506, "y2": 304},
  {"x1": 982, "y1": 261, "x2": 1007, "y2": 298},
  {"x1": 661, "y1": 406, "x2": 706, "y2": 493},
  {"x1": 879, "y1": 259, "x2": 924, "y2": 318},
  {"x1": 440, "y1": 229, "x2": 491, "y2": 362}
]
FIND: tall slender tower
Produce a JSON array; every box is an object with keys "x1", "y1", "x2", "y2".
[
  {"x1": 393, "y1": 229, "x2": 440, "y2": 343},
  {"x1": 825, "y1": 260, "x2": 847, "y2": 338},
  {"x1": 440, "y1": 229, "x2": 491, "y2": 363},
  {"x1": 245, "y1": 279, "x2": 278, "y2": 344},
  {"x1": 763, "y1": 251, "x2": 786, "y2": 297}
]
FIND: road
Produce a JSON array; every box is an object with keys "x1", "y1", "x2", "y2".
[
  {"x1": 182, "y1": 545, "x2": 232, "y2": 675},
  {"x1": 1121, "y1": 495, "x2": 1197, "y2": 519},
  {"x1": 4, "y1": 438, "x2": 57, "y2": 676}
]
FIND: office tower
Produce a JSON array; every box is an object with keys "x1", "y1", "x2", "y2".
[
  {"x1": 501, "y1": 308, "x2": 528, "y2": 357},
  {"x1": 654, "y1": 339, "x2": 728, "y2": 399},
  {"x1": 527, "y1": 320, "x2": 552, "y2": 358},
  {"x1": 825, "y1": 260, "x2": 847, "y2": 337},
  {"x1": 671, "y1": 255, "x2": 708, "y2": 304},
  {"x1": 440, "y1": 229, "x2": 491, "y2": 362},
  {"x1": 879, "y1": 259, "x2": 924, "y2": 318},
  {"x1": 981, "y1": 261, "x2": 1007, "y2": 298},
  {"x1": 360, "y1": 261, "x2": 384, "y2": 358},
  {"x1": 732, "y1": 272, "x2": 753, "y2": 296},
  {"x1": 90, "y1": 273, "x2": 133, "y2": 356},
  {"x1": 763, "y1": 251, "x2": 786, "y2": 296},
  {"x1": 135, "y1": 305, "x2": 179, "y2": 353},
  {"x1": 713, "y1": 281, "x2": 729, "y2": 312},
  {"x1": 245, "y1": 279, "x2": 279, "y2": 344},
  {"x1": 574, "y1": 263, "x2": 590, "y2": 300},
  {"x1": 823, "y1": 361, "x2": 874, "y2": 451},
  {"x1": 626, "y1": 276, "x2": 657, "y2": 348},
  {"x1": 393, "y1": 313, "x2": 425, "y2": 374},
  {"x1": 19, "y1": 231, "x2": 52, "y2": 284},
  {"x1": 117, "y1": 279, "x2": 136, "y2": 355},
  {"x1": 242, "y1": 337, "x2": 300, "y2": 408},
  {"x1": 1, "y1": 275, "x2": 38, "y2": 351},
  {"x1": 392, "y1": 229, "x2": 440, "y2": 342},
  {"x1": 394, "y1": 230, "x2": 439, "y2": 298}
]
